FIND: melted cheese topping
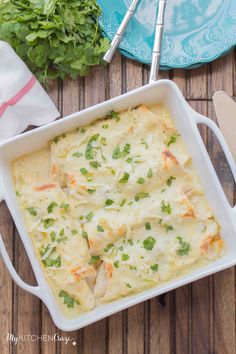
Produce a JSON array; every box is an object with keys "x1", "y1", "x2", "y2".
[{"x1": 12, "y1": 104, "x2": 225, "y2": 317}]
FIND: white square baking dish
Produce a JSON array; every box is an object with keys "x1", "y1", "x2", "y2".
[{"x1": 0, "y1": 79, "x2": 235, "y2": 331}]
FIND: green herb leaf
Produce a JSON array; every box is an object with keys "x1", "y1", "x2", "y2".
[
  {"x1": 166, "y1": 176, "x2": 176, "y2": 186},
  {"x1": 150, "y1": 264, "x2": 158, "y2": 272},
  {"x1": 72, "y1": 152, "x2": 83, "y2": 158},
  {"x1": 16, "y1": 190, "x2": 21, "y2": 197},
  {"x1": 50, "y1": 231, "x2": 56, "y2": 241},
  {"x1": 119, "y1": 172, "x2": 129, "y2": 184},
  {"x1": 120, "y1": 198, "x2": 126, "y2": 207},
  {"x1": 105, "y1": 199, "x2": 114, "y2": 206},
  {"x1": 161, "y1": 200, "x2": 172, "y2": 214},
  {"x1": 47, "y1": 201, "x2": 57, "y2": 213},
  {"x1": 165, "y1": 133, "x2": 180, "y2": 147},
  {"x1": 89, "y1": 161, "x2": 101, "y2": 169},
  {"x1": 44, "y1": 255, "x2": 61, "y2": 268},
  {"x1": 112, "y1": 144, "x2": 130, "y2": 159},
  {"x1": 86, "y1": 212, "x2": 94, "y2": 222},
  {"x1": 85, "y1": 134, "x2": 100, "y2": 160},
  {"x1": 135, "y1": 192, "x2": 150, "y2": 201},
  {"x1": 97, "y1": 225, "x2": 104, "y2": 232},
  {"x1": 91, "y1": 255, "x2": 101, "y2": 264},
  {"x1": 143, "y1": 236, "x2": 156, "y2": 251},
  {"x1": 43, "y1": 218, "x2": 55, "y2": 229},
  {"x1": 147, "y1": 168, "x2": 153, "y2": 178},
  {"x1": 82, "y1": 230, "x2": 88, "y2": 239},
  {"x1": 114, "y1": 260, "x2": 119, "y2": 268},
  {"x1": 27, "y1": 207, "x2": 37, "y2": 216},
  {"x1": 145, "y1": 222, "x2": 151, "y2": 230},
  {"x1": 121, "y1": 253, "x2": 130, "y2": 261},
  {"x1": 176, "y1": 236, "x2": 191, "y2": 256},
  {"x1": 104, "y1": 243, "x2": 114, "y2": 252},
  {"x1": 106, "y1": 110, "x2": 120, "y2": 121},
  {"x1": 59, "y1": 290, "x2": 75, "y2": 308},
  {"x1": 137, "y1": 177, "x2": 145, "y2": 184},
  {"x1": 71, "y1": 229, "x2": 78, "y2": 235}
]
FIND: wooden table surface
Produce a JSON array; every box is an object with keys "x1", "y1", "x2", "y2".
[{"x1": 0, "y1": 49, "x2": 236, "y2": 354}]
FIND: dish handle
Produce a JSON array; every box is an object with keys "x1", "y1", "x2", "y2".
[
  {"x1": 0, "y1": 234, "x2": 42, "y2": 298},
  {"x1": 192, "y1": 111, "x2": 236, "y2": 217}
]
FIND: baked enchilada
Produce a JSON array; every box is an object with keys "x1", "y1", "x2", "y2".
[{"x1": 12, "y1": 104, "x2": 224, "y2": 317}]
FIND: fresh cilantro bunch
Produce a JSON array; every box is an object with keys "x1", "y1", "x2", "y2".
[{"x1": 0, "y1": 0, "x2": 109, "y2": 83}]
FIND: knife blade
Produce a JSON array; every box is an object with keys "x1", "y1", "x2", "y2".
[{"x1": 213, "y1": 91, "x2": 236, "y2": 161}]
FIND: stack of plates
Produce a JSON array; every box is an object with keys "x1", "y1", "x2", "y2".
[{"x1": 97, "y1": 0, "x2": 236, "y2": 69}]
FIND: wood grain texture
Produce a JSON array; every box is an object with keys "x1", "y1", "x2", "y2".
[{"x1": 0, "y1": 49, "x2": 235, "y2": 354}]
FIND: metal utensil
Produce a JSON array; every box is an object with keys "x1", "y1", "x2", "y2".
[
  {"x1": 149, "y1": 0, "x2": 167, "y2": 83},
  {"x1": 213, "y1": 91, "x2": 236, "y2": 161},
  {"x1": 103, "y1": 0, "x2": 141, "y2": 63}
]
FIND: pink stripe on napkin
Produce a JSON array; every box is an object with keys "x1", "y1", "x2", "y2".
[{"x1": 0, "y1": 75, "x2": 36, "y2": 118}]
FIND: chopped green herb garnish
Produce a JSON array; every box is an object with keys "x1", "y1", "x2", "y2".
[
  {"x1": 176, "y1": 236, "x2": 191, "y2": 256},
  {"x1": 80, "y1": 128, "x2": 86, "y2": 134},
  {"x1": 135, "y1": 192, "x2": 150, "y2": 201},
  {"x1": 165, "y1": 225, "x2": 174, "y2": 232},
  {"x1": 121, "y1": 253, "x2": 130, "y2": 261},
  {"x1": 137, "y1": 177, "x2": 145, "y2": 184},
  {"x1": 161, "y1": 200, "x2": 172, "y2": 214},
  {"x1": 161, "y1": 188, "x2": 166, "y2": 193},
  {"x1": 112, "y1": 143, "x2": 130, "y2": 159},
  {"x1": 120, "y1": 198, "x2": 126, "y2": 207},
  {"x1": 82, "y1": 230, "x2": 88, "y2": 239},
  {"x1": 91, "y1": 255, "x2": 101, "y2": 264},
  {"x1": 104, "y1": 243, "x2": 114, "y2": 252},
  {"x1": 47, "y1": 201, "x2": 57, "y2": 213},
  {"x1": 97, "y1": 225, "x2": 104, "y2": 232},
  {"x1": 126, "y1": 283, "x2": 132, "y2": 288},
  {"x1": 59, "y1": 229, "x2": 65, "y2": 236},
  {"x1": 102, "y1": 124, "x2": 109, "y2": 129},
  {"x1": 119, "y1": 172, "x2": 129, "y2": 184},
  {"x1": 43, "y1": 218, "x2": 55, "y2": 229},
  {"x1": 130, "y1": 265, "x2": 137, "y2": 271},
  {"x1": 143, "y1": 236, "x2": 156, "y2": 251},
  {"x1": 71, "y1": 229, "x2": 78, "y2": 235},
  {"x1": 165, "y1": 133, "x2": 180, "y2": 147},
  {"x1": 89, "y1": 161, "x2": 101, "y2": 169},
  {"x1": 72, "y1": 152, "x2": 83, "y2": 158},
  {"x1": 44, "y1": 255, "x2": 61, "y2": 268},
  {"x1": 141, "y1": 138, "x2": 148, "y2": 149},
  {"x1": 85, "y1": 134, "x2": 100, "y2": 160},
  {"x1": 119, "y1": 245, "x2": 124, "y2": 251},
  {"x1": 50, "y1": 231, "x2": 56, "y2": 242},
  {"x1": 16, "y1": 190, "x2": 21, "y2": 197},
  {"x1": 59, "y1": 202, "x2": 69, "y2": 211},
  {"x1": 59, "y1": 290, "x2": 75, "y2": 308},
  {"x1": 86, "y1": 212, "x2": 94, "y2": 222},
  {"x1": 27, "y1": 207, "x2": 37, "y2": 216},
  {"x1": 105, "y1": 199, "x2": 114, "y2": 206},
  {"x1": 127, "y1": 157, "x2": 133, "y2": 164},
  {"x1": 106, "y1": 110, "x2": 120, "y2": 121},
  {"x1": 147, "y1": 168, "x2": 153, "y2": 178},
  {"x1": 150, "y1": 264, "x2": 158, "y2": 272},
  {"x1": 166, "y1": 176, "x2": 176, "y2": 186},
  {"x1": 127, "y1": 239, "x2": 133, "y2": 246},
  {"x1": 114, "y1": 260, "x2": 120, "y2": 268},
  {"x1": 145, "y1": 222, "x2": 151, "y2": 230},
  {"x1": 80, "y1": 167, "x2": 88, "y2": 175},
  {"x1": 88, "y1": 189, "x2": 96, "y2": 194}
]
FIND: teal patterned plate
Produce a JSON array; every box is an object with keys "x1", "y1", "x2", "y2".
[{"x1": 97, "y1": 0, "x2": 236, "y2": 69}]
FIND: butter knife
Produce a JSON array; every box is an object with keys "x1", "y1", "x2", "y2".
[{"x1": 213, "y1": 91, "x2": 236, "y2": 161}]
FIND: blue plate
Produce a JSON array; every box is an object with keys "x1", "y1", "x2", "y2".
[{"x1": 97, "y1": 0, "x2": 236, "y2": 69}]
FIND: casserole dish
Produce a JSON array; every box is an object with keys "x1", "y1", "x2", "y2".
[{"x1": 0, "y1": 79, "x2": 236, "y2": 331}]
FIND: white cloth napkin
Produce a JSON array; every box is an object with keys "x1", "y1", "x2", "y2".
[{"x1": 0, "y1": 41, "x2": 60, "y2": 141}]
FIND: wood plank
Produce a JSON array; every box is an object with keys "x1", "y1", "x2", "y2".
[
  {"x1": 187, "y1": 65, "x2": 208, "y2": 99},
  {"x1": 0, "y1": 203, "x2": 14, "y2": 354},
  {"x1": 171, "y1": 69, "x2": 187, "y2": 97},
  {"x1": 83, "y1": 64, "x2": 108, "y2": 354},
  {"x1": 149, "y1": 293, "x2": 172, "y2": 354},
  {"x1": 209, "y1": 51, "x2": 234, "y2": 97}
]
